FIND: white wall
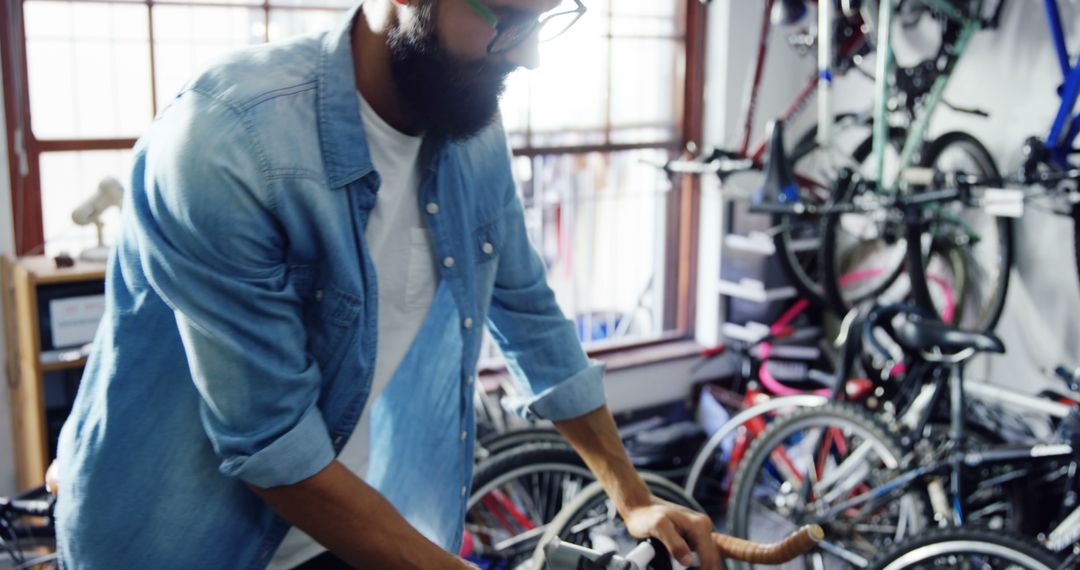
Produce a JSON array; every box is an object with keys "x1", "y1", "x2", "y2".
[
  {"x1": 697, "y1": 0, "x2": 818, "y2": 347},
  {"x1": 931, "y1": 2, "x2": 1080, "y2": 388},
  {"x1": 604, "y1": 355, "x2": 700, "y2": 414},
  {"x1": 699, "y1": 3, "x2": 1080, "y2": 391},
  {"x1": 0, "y1": 49, "x2": 18, "y2": 496}
]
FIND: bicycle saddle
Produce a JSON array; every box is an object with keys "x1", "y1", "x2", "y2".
[
  {"x1": 891, "y1": 313, "x2": 1005, "y2": 355},
  {"x1": 772, "y1": 0, "x2": 808, "y2": 25},
  {"x1": 752, "y1": 120, "x2": 801, "y2": 212}
]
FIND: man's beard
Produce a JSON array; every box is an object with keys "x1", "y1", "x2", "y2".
[{"x1": 386, "y1": 4, "x2": 515, "y2": 142}]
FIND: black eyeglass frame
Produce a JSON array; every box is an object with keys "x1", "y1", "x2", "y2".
[{"x1": 464, "y1": 0, "x2": 588, "y2": 55}]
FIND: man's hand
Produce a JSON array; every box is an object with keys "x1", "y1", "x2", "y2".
[
  {"x1": 552, "y1": 406, "x2": 724, "y2": 570},
  {"x1": 45, "y1": 460, "x2": 60, "y2": 495},
  {"x1": 621, "y1": 497, "x2": 720, "y2": 570}
]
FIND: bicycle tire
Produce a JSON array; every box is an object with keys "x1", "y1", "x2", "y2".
[
  {"x1": 1073, "y1": 203, "x2": 1080, "y2": 298},
  {"x1": 2, "y1": 550, "x2": 58, "y2": 570},
  {"x1": 475, "y1": 427, "x2": 568, "y2": 461},
  {"x1": 772, "y1": 115, "x2": 880, "y2": 309},
  {"x1": 906, "y1": 131, "x2": 1013, "y2": 333},
  {"x1": 866, "y1": 527, "x2": 1060, "y2": 570},
  {"x1": 465, "y1": 443, "x2": 594, "y2": 568},
  {"x1": 727, "y1": 401, "x2": 925, "y2": 570},
  {"x1": 528, "y1": 473, "x2": 704, "y2": 569},
  {"x1": 787, "y1": 121, "x2": 909, "y2": 315}
]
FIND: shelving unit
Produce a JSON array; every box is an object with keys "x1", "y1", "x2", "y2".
[
  {"x1": 718, "y1": 198, "x2": 799, "y2": 326},
  {"x1": 2, "y1": 255, "x2": 106, "y2": 490}
]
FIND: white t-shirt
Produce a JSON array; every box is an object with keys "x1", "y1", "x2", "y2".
[{"x1": 268, "y1": 91, "x2": 438, "y2": 570}]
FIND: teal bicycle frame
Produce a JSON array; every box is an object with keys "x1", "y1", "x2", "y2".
[{"x1": 871, "y1": 0, "x2": 989, "y2": 193}]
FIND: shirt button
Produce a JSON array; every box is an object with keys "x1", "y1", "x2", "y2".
[
  {"x1": 482, "y1": 242, "x2": 494, "y2": 254},
  {"x1": 333, "y1": 435, "x2": 343, "y2": 445},
  {"x1": 443, "y1": 257, "x2": 455, "y2": 268},
  {"x1": 315, "y1": 289, "x2": 324, "y2": 302},
  {"x1": 460, "y1": 430, "x2": 468, "y2": 442},
  {"x1": 463, "y1": 317, "x2": 473, "y2": 329},
  {"x1": 425, "y1": 202, "x2": 439, "y2": 215},
  {"x1": 460, "y1": 485, "x2": 468, "y2": 497}
]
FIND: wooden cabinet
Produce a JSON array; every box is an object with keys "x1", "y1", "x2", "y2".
[{"x1": 2, "y1": 255, "x2": 106, "y2": 490}]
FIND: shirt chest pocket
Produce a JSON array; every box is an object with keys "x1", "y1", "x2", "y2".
[
  {"x1": 473, "y1": 220, "x2": 500, "y2": 266},
  {"x1": 287, "y1": 265, "x2": 363, "y2": 373},
  {"x1": 472, "y1": 220, "x2": 502, "y2": 315}
]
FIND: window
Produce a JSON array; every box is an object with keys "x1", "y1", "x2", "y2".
[{"x1": 3, "y1": 0, "x2": 705, "y2": 350}]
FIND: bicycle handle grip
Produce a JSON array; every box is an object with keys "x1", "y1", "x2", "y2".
[
  {"x1": 714, "y1": 524, "x2": 824, "y2": 564},
  {"x1": 900, "y1": 167, "x2": 936, "y2": 187}
]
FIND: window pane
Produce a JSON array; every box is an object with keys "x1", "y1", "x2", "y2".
[
  {"x1": 610, "y1": 38, "x2": 680, "y2": 132},
  {"x1": 152, "y1": 5, "x2": 265, "y2": 110},
  {"x1": 268, "y1": 8, "x2": 347, "y2": 41},
  {"x1": 612, "y1": 0, "x2": 678, "y2": 19},
  {"x1": 499, "y1": 0, "x2": 686, "y2": 151},
  {"x1": 526, "y1": 34, "x2": 609, "y2": 142},
  {"x1": 155, "y1": 0, "x2": 262, "y2": 6},
  {"x1": 25, "y1": 1, "x2": 152, "y2": 139},
  {"x1": 516, "y1": 149, "x2": 670, "y2": 344},
  {"x1": 39, "y1": 150, "x2": 133, "y2": 258},
  {"x1": 499, "y1": 71, "x2": 530, "y2": 137},
  {"x1": 611, "y1": 0, "x2": 683, "y2": 36},
  {"x1": 271, "y1": 0, "x2": 355, "y2": 8}
]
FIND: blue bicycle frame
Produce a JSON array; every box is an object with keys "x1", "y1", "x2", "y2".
[{"x1": 1044, "y1": 0, "x2": 1080, "y2": 167}]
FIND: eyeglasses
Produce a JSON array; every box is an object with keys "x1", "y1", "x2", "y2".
[{"x1": 464, "y1": 0, "x2": 587, "y2": 55}]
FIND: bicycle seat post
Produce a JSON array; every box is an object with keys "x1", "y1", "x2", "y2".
[{"x1": 949, "y1": 357, "x2": 969, "y2": 525}]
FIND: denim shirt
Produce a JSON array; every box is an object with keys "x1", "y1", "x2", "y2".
[{"x1": 54, "y1": 7, "x2": 606, "y2": 568}]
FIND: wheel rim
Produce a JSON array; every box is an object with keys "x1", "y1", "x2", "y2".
[
  {"x1": 465, "y1": 463, "x2": 594, "y2": 568},
  {"x1": 733, "y1": 413, "x2": 923, "y2": 569},
  {"x1": 880, "y1": 540, "x2": 1056, "y2": 570},
  {"x1": 916, "y1": 137, "x2": 1009, "y2": 332}
]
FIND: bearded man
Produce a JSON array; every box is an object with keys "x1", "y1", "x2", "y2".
[{"x1": 54, "y1": 1, "x2": 726, "y2": 568}]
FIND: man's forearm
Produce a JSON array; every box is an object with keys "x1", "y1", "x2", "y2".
[
  {"x1": 552, "y1": 405, "x2": 653, "y2": 517},
  {"x1": 249, "y1": 460, "x2": 469, "y2": 569}
]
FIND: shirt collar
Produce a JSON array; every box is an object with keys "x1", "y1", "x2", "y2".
[
  {"x1": 318, "y1": 4, "x2": 451, "y2": 191},
  {"x1": 317, "y1": 4, "x2": 376, "y2": 190}
]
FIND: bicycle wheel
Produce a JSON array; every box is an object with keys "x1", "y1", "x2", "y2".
[
  {"x1": 906, "y1": 131, "x2": 1013, "y2": 333},
  {"x1": 464, "y1": 443, "x2": 593, "y2": 569},
  {"x1": 1, "y1": 528, "x2": 56, "y2": 570},
  {"x1": 727, "y1": 402, "x2": 927, "y2": 569},
  {"x1": 1, "y1": 487, "x2": 56, "y2": 570},
  {"x1": 475, "y1": 427, "x2": 567, "y2": 461},
  {"x1": 866, "y1": 527, "x2": 1060, "y2": 570},
  {"x1": 772, "y1": 115, "x2": 884, "y2": 309},
  {"x1": 527, "y1": 473, "x2": 704, "y2": 569},
  {"x1": 821, "y1": 177, "x2": 913, "y2": 315},
  {"x1": 781, "y1": 117, "x2": 907, "y2": 310},
  {"x1": 1073, "y1": 203, "x2": 1079, "y2": 297},
  {"x1": 684, "y1": 395, "x2": 832, "y2": 515}
]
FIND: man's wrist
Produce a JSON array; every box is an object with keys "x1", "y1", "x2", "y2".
[{"x1": 608, "y1": 469, "x2": 655, "y2": 516}]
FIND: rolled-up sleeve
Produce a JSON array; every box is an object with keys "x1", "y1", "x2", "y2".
[
  {"x1": 132, "y1": 89, "x2": 333, "y2": 488},
  {"x1": 485, "y1": 187, "x2": 607, "y2": 422}
]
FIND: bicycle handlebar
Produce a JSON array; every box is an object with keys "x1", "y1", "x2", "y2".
[
  {"x1": 0, "y1": 485, "x2": 55, "y2": 519},
  {"x1": 543, "y1": 524, "x2": 824, "y2": 569},
  {"x1": 714, "y1": 524, "x2": 824, "y2": 565},
  {"x1": 0, "y1": 496, "x2": 53, "y2": 518},
  {"x1": 901, "y1": 165, "x2": 1080, "y2": 191}
]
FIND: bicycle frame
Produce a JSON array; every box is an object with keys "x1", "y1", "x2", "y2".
[
  {"x1": 871, "y1": 0, "x2": 989, "y2": 192},
  {"x1": 802, "y1": 358, "x2": 1077, "y2": 534},
  {"x1": 1042, "y1": 0, "x2": 1080, "y2": 167},
  {"x1": 737, "y1": 0, "x2": 870, "y2": 165}
]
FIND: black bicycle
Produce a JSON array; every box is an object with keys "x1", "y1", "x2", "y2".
[
  {"x1": 728, "y1": 304, "x2": 1080, "y2": 568},
  {"x1": 1, "y1": 485, "x2": 56, "y2": 569}
]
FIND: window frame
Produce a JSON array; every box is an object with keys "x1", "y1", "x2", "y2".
[{"x1": 2, "y1": 0, "x2": 706, "y2": 351}]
